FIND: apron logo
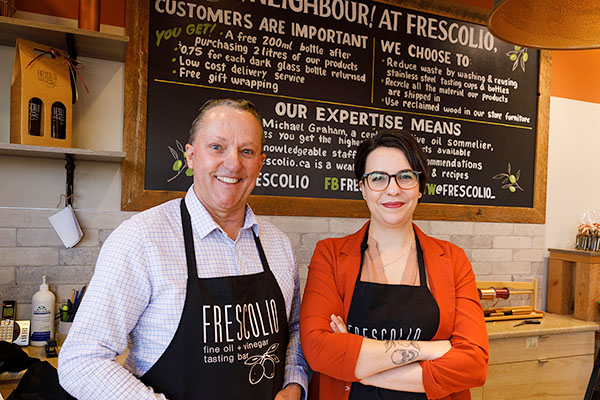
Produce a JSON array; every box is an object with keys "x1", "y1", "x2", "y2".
[{"x1": 244, "y1": 343, "x2": 280, "y2": 385}]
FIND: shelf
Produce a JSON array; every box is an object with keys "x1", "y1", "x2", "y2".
[
  {"x1": 0, "y1": 142, "x2": 125, "y2": 163},
  {"x1": 0, "y1": 16, "x2": 128, "y2": 61}
]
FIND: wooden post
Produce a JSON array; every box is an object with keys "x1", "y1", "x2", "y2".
[{"x1": 547, "y1": 258, "x2": 574, "y2": 314}]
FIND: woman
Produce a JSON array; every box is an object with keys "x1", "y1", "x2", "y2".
[{"x1": 300, "y1": 130, "x2": 488, "y2": 399}]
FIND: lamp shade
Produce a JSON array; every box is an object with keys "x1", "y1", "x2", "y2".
[{"x1": 487, "y1": 0, "x2": 600, "y2": 49}]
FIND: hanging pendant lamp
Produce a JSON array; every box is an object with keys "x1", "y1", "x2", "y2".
[{"x1": 487, "y1": 0, "x2": 600, "y2": 49}]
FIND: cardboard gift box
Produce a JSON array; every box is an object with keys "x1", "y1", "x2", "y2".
[{"x1": 10, "y1": 38, "x2": 73, "y2": 148}]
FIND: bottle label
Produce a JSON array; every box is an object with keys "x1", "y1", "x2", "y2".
[
  {"x1": 52, "y1": 106, "x2": 66, "y2": 123},
  {"x1": 29, "y1": 102, "x2": 41, "y2": 119},
  {"x1": 31, "y1": 331, "x2": 50, "y2": 341}
]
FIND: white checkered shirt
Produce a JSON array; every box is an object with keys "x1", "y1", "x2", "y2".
[{"x1": 58, "y1": 186, "x2": 309, "y2": 399}]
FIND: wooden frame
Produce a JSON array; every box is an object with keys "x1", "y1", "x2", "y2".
[{"x1": 122, "y1": 0, "x2": 550, "y2": 222}]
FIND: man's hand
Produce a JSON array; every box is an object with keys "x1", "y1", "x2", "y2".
[
  {"x1": 330, "y1": 314, "x2": 348, "y2": 333},
  {"x1": 274, "y1": 383, "x2": 302, "y2": 400}
]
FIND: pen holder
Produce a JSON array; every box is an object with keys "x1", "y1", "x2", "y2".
[{"x1": 56, "y1": 321, "x2": 73, "y2": 347}]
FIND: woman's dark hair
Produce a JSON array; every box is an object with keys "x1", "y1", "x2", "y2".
[
  {"x1": 188, "y1": 98, "x2": 264, "y2": 149},
  {"x1": 354, "y1": 130, "x2": 429, "y2": 193}
]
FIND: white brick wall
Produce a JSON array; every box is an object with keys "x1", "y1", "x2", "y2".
[{"x1": 0, "y1": 207, "x2": 549, "y2": 319}]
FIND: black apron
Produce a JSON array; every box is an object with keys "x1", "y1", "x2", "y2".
[
  {"x1": 141, "y1": 199, "x2": 289, "y2": 399},
  {"x1": 347, "y1": 229, "x2": 440, "y2": 400}
]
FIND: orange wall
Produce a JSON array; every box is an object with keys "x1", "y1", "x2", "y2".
[
  {"x1": 13, "y1": 0, "x2": 600, "y2": 104},
  {"x1": 551, "y1": 50, "x2": 600, "y2": 103}
]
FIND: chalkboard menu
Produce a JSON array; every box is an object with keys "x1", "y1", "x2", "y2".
[{"x1": 124, "y1": 0, "x2": 549, "y2": 221}]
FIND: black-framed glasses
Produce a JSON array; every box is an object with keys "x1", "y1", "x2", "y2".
[{"x1": 362, "y1": 170, "x2": 421, "y2": 191}]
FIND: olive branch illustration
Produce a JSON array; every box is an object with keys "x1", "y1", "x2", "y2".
[
  {"x1": 493, "y1": 163, "x2": 524, "y2": 193},
  {"x1": 244, "y1": 343, "x2": 280, "y2": 385},
  {"x1": 506, "y1": 46, "x2": 529, "y2": 72},
  {"x1": 167, "y1": 139, "x2": 193, "y2": 182}
]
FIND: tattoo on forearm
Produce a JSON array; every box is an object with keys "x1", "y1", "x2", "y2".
[{"x1": 384, "y1": 341, "x2": 420, "y2": 365}]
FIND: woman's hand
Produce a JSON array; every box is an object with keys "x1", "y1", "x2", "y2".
[{"x1": 330, "y1": 314, "x2": 348, "y2": 333}]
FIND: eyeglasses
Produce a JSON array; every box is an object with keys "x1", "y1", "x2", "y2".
[{"x1": 362, "y1": 170, "x2": 421, "y2": 191}]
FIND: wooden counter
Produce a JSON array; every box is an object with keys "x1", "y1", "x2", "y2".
[{"x1": 471, "y1": 313, "x2": 598, "y2": 400}]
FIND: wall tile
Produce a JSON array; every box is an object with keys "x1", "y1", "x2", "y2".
[
  {"x1": 486, "y1": 261, "x2": 532, "y2": 275},
  {"x1": 77, "y1": 210, "x2": 136, "y2": 229},
  {"x1": 301, "y1": 233, "x2": 331, "y2": 252},
  {"x1": 0, "y1": 209, "x2": 55, "y2": 228},
  {"x1": 17, "y1": 228, "x2": 63, "y2": 247},
  {"x1": 472, "y1": 223, "x2": 513, "y2": 235},
  {"x1": 58, "y1": 248, "x2": 100, "y2": 266},
  {"x1": 513, "y1": 224, "x2": 545, "y2": 236},
  {"x1": 0, "y1": 228, "x2": 16, "y2": 247},
  {"x1": 429, "y1": 221, "x2": 473, "y2": 235},
  {"x1": 471, "y1": 249, "x2": 512, "y2": 262},
  {"x1": 471, "y1": 262, "x2": 493, "y2": 275},
  {"x1": 329, "y1": 218, "x2": 368, "y2": 235},
  {"x1": 475, "y1": 274, "x2": 513, "y2": 282},
  {"x1": 0, "y1": 248, "x2": 58, "y2": 267},
  {"x1": 0, "y1": 267, "x2": 15, "y2": 285},
  {"x1": 451, "y1": 235, "x2": 492, "y2": 249},
  {"x1": 78, "y1": 230, "x2": 100, "y2": 247},
  {"x1": 512, "y1": 249, "x2": 544, "y2": 262},
  {"x1": 271, "y1": 216, "x2": 329, "y2": 233},
  {"x1": 0, "y1": 285, "x2": 39, "y2": 303},
  {"x1": 17, "y1": 265, "x2": 94, "y2": 285},
  {"x1": 492, "y1": 236, "x2": 532, "y2": 249}
]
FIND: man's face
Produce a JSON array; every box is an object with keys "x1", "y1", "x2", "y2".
[{"x1": 185, "y1": 105, "x2": 265, "y2": 220}]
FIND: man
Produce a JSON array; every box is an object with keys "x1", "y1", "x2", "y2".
[{"x1": 59, "y1": 99, "x2": 309, "y2": 399}]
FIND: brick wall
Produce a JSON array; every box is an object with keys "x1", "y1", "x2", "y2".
[{"x1": 0, "y1": 208, "x2": 547, "y2": 320}]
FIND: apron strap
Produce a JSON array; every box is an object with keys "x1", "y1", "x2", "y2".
[
  {"x1": 252, "y1": 229, "x2": 273, "y2": 274},
  {"x1": 414, "y1": 234, "x2": 427, "y2": 288},
  {"x1": 180, "y1": 198, "x2": 198, "y2": 283}
]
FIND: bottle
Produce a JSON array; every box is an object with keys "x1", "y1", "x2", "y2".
[
  {"x1": 51, "y1": 102, "x2": 66, "y2": 139},
  {"x1": 28, "y1": 97, "x2": 43, "y2": 136},
  {"x1": 30, "y1": 275, "x2": 56, "y2": 346}
]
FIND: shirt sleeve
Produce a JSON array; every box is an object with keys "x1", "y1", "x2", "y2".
[
  {"x1": 300, "y1": 239, "x2": 364, "y2": 382},
  {"x1": 421, "y1": 247, "x2": 489, "y2": 399},
  {"x1": 58, "y1": 219, "x2": 167, "y2": 400},
  {"x1": 281, "y1": 236, "x2": 311, "y2": 400}
]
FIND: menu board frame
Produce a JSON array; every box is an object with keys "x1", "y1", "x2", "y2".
[{"x1": 122, "y1": 0, "x2": 550, "y2": 223}]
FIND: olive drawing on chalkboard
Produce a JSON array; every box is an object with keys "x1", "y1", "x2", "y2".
[
  {"x1": 506, "y1": 46, "x2": 529, "y2": 72},
  {"x1": 167, "y1": 139, "x2": 193, "y2": 182},
  {"x1": 493, "y1": 163, "x2": 524, "y2": 193}
]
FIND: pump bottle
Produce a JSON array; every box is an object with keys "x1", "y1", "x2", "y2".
[{"x1": 30, "y1": 275, "x2": 56, "y2": 346}]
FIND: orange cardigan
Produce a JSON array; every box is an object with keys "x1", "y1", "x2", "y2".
[{"x1": 300, "y1": 223, "x2": 489, "y2": 399}]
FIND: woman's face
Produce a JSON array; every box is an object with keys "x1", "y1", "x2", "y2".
[{"x1": 360, "y1": 146, "x2": 422, "y2": 229}]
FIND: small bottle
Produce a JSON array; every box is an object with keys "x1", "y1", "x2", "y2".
[
  {"x1": 51, "y1": 102, "x2": 67, "y2": 139},
  {"x1": 30, "y1": 275, "x2": 56, "y2": 346},
  {"x1": 28, "y1": 97, "x2": 43, "y2": 136}
]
